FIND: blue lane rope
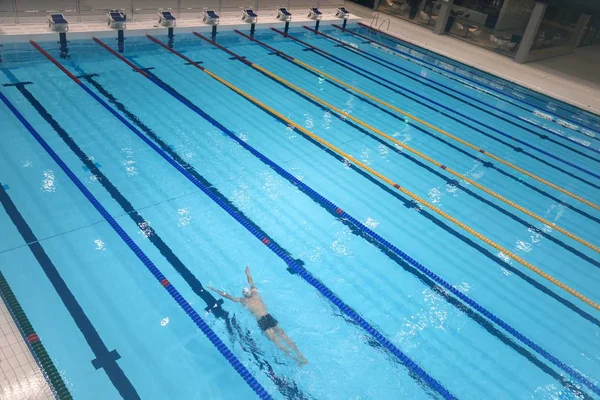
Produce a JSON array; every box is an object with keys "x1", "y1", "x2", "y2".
[
  {"x1": 353, "y1": 24, "x2": 600, "y2": 137},
  {"x1": 306, "y1": 27, "x2": 600, "y2": 158},
  {"x1": 355, "y1": 23, "x2": 600, "y2": 134},
  {"x1": 271, "y1": 28, "x2": 600, "y2": 181},
  {"x1": 104, "y1": 37, "x2": 598, "y2": 397},
  {"x1": 86, "y1": 37, "x2": 457, "y2": 399},
  {"x1": 0, "y1": 89, "x2": 272, "y2": 400}
]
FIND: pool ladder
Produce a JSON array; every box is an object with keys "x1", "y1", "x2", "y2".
[{"x1": 369, "y1": 12, "x2": 390, "y2": 41}]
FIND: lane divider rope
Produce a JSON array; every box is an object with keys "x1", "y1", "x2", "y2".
[
  {"x1": 307, "y1": 26, "x2": 600, "y2": 157},
  {"x1": 104, "y1": 35, "x2": 598, "y2": 397},
  {"x1": 272, "y1": 28, "x2": 600, "y2": 211},
  {"x1": 65, "y1": 72, "x2": 310, "y2": 399},
  {"x1": 13, "y1": 79, "x2": 230, "y2": 319},
  {"x1": 217, "y1": 31, "x2": 600, "y2": 255},
  {"x1": 26, "y1": 41, "x2": 272, "y2": 400},
  {"x1": 145, "y1": 34, "x2": 599, "y2": 312},
  {"x1": 259, "y1": 31, "x2": 600, "y2": 234},
  {"x1": 350, "y1": 24, "x2": 600, "y2": 138},
  {"x1": 267, "y1": 28, "x2": 600, "y2": 182},
  {"x1": 94, "y1": 34, "x2": 457, "y2": 399},
  {"x1": 356, "y1": 22, "x2": 600, "y2": 138},
  {"x1": 353, "y1": 30, "x2": 600, "y2": 140}
]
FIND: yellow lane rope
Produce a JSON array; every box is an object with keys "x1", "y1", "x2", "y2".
[
  {"x1": 242, "y1": 62, "x2": 600, "y2": 254},
  {"x1": 150, "y1": 35, "x2": 600, "y2": 311},
  {"x1": 270, "y1": 43, "x2": 600, "y2": 213}
]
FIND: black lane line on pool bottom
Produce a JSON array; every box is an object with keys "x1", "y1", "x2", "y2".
[
  {"x1": 313, "y1": 28, "x2": 600, "y2": 163},
  {"x1": 285, "y1": 27, "x2": 600, "y2": 187},
  {"x1": 191, "y1": 30, "x2": 600, "y2": 368},
  {"x1": 8, "y1": 61, "x2": 307, "y2": 396},
  {"x1": 88, "y1": 43, "x2": 451, "y2": 398},
  {"x1": 343, "y1": 26, "x2": 600, "y2": 139},
  {"x1": 3, "y1": 65, "x2": 307, "y2": 397},
  {"x1": 114, "y1": 38, "x2": 594, "y2": 397},
  {"x1": 70, "y1": 73, "x2": 311, "y2": 400},
  {"x1": 12, "y1": 82, "x2": 228, "y2": 318},
  {"x1": 0, "y1": 183, "x2": 140, "y2": 400},
  {"x1": 210, "y1": 36, "x2": 600, "y2": 273},
  {"x1": 268, "y1": 29, "x2": 600, "y2": 223},
  {"x1": 119, "y1": 36, "x2": 598, "y2": 398},
  {"x1": 281, "y1": 38, "x2": 600, "y2": 192},
  {"x1": 355, "y1": 24, "x2": 600, "y2": 135},
  {"x1": 197, "y1": 35, "x2": 600, "y2": 329},
  {"x1": 80, "y1": 74, "x2": 304, "y2": 276}
]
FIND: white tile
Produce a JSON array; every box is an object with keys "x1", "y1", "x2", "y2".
[
  {"x1": 5, "y1": 333, "x2": 18, "y2": 345},
  {"x1": 11, "y1": 341, "x2": 24, "y2": 356},
  {"x1": 25, "y1": 352, "x2": 35, "y2": 363},
  {"x1": 1, "y1": 360, "x2": 13, "y2": 373},
  {"x1": 12, "y1": 365, "x2": 26, "y2": 379},
  {"x1": 4, "y1": 368, "x2": 16, "y2": 380},
  {"x1": 7, "y1": 355, "x2": 21, "y2": 369},
  {"x1": 16, "y1": 352, "x2": 29, "y2": 367},
  {"x1": 0, "y1": 323, "x2": 12, "y2": 335},
  {"x1": 2, "y1": 381, "x2": 23, "y2": 399},
  {"x1": 20, "y1": 361, "x2": 34, "y2": 373},
  {"x1": 8, "y1": 320, "x2": 18, "y2": 333},
  {"x1": 19, "y1": 340, "x2": 31, "y2": 354},
  {"x1": 2, "y1": 345, "x2": 15, "y2": 358},
  {"x1": 0, "y1": 299, "x2": 54, "y2": 399}
]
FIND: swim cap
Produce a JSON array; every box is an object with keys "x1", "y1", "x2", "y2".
[{"x1": 242, "y1": 287, "x2": 252, "y2": 297}]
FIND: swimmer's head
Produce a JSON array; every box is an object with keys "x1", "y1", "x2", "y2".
[{"x1": 242, "y1": 287, "x2": 252, "y2": 298}]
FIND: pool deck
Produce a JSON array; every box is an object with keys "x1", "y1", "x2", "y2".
[
  {"x1": 344, "y1": 3, "x2": 600, "y2": 116},
  {"x1": 0, "y1": 300, "x2": 54, "y2": 400}
]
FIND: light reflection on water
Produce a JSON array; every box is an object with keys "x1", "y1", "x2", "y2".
[{"x1": 41, "y1": 169, "x2": 55, "y2": 192}]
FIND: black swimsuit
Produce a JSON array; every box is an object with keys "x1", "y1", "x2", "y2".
[{"x1": 257, "y1": 314, "x2": 278, "y2": 331}]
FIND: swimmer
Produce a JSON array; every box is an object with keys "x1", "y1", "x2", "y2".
[{"x1": 209, "y1": 266, "x2": 307, "y2": 365}]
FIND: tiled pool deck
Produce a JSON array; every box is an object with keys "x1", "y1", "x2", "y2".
[{"x1": 0, "y1": 300, "x2": 54, "y2": 400}]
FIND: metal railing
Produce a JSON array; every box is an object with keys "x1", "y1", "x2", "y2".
[{"x1": 0, "y1": 0, "x2": 344, "y2": 25}]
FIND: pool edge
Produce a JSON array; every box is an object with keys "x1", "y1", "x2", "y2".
[{"x1": 0, "y1": 271, "x2": 72, "y2": 400}]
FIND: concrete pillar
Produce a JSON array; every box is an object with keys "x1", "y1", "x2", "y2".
[
  {"x1": 434, "y1": 0, "x2": 453, "y2": 35},
  {"x1": 494, "y1": 0, "x2": 536, "y2": 32},
  {"x1": 572, "y1": 14, "x2": 592, "y2": 47},
  {"x1": 514, "y1": 1, "x2": 547, "y2": 64}
]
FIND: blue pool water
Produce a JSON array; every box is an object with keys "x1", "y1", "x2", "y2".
[{"x1": 0, "y1": 24, "x2": 599, "y2": 399}]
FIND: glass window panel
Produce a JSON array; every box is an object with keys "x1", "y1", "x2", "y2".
[{"x1": 15, "y1": 0, "x2": 77, "y2": 24}]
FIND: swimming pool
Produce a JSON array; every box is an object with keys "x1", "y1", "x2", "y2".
[{"x1": 0, "y1": 22, "x2": 599, "y2": 400}]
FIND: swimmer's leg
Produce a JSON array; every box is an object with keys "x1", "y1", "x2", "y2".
[
  {"x1": 265, "y1": 328, "x2": 293, "y2": 358},
  {"x1": 274, "y1": 326, "x2": 307, "y2": 364}
]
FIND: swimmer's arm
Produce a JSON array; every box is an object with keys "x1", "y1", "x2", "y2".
[
  {"x1": 245, "y1": 266, "x2": 256, "y2": 289},
  {"x1": 208, "y1": 286, "x2": 242, "y2": 302}
]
